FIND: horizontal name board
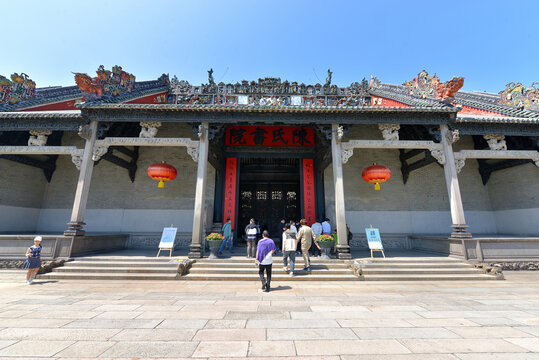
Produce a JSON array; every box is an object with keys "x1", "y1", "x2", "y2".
[{"x1": 225, "y1": 126, "x2": 314, "y2": 147}]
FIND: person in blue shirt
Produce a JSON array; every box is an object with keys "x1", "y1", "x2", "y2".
[{"x1": 218, "y1": 218, "x2": 233, "y2": 256}]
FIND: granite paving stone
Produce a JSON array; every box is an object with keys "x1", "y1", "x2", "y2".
[
  {"x1": 447, "y1": 326, "x2": 533, "y2": 338},
  {"x1": 92, "y1": 304, "x2": 141, "y2": 312},
  {"x1": 203, "y1": 320, "x2": 246, "y2": 329},
  {"x1": 138, "y1": 311, "x2": 226, "y2": 319},
  {"x1": 111, "y1": 328, "x2": 197, "y2": 341},
  {"x1": 505, "y1": 337, "x2": 539, "y2": 352},
  {"x1": 0, "y1": 328, "x2": 121, "y2": 341},
  {"x1": 290, "y1": 311, "x2": 422, "y2": 320},
  {"x1": 94, "y1": 311, "x2": 143, "y2": 319},
  {"x1": 455, "y1": 353, "x2": 539, "y2": 360},
  {"x1": 399, "y1": 338, "x2": 528, "y2": 353},
  {"x1": 20, "y1": 311, "x2": 100, "y2": 319},
  {"x1": 225, "y1": 311, "x2": 289, "y2": 320},
  {"x1": 352, "y1": 327, "x2": 460, "y2": 339},
  {"x1": 248, "y1": 341, "x2": 296, "y2": 357},
  {"x1": 193, "y1": 329, "x2": 266, "y2": 341},
  {"x1": 100, "y1": 341, "x2": 198, "y2": 358},
  {"x1": 54, "y1": 341, "x2": 115, "y2": 358},
  {"x1": 404, "y1": 318, "x2": 479, "y2": 327},
  {"x1": 0, "y1": 340, "x2": 74, "y2": 357},
  {"x1": 267, "y1": 328, "x2": 358, "y2": 340},
  {"x1": 341, "y1": 355, "x2": 459, "y2": 360},
  {"x1": 0, "y1": 318, "x2": 73, "y2": 328},
  {"x1": 337, "y1": 319, "x2": 414, "y2": 328},
  {"x1": 515, "y1": 326, "x2": 539, "y2": 336},
  {"x1": 192, "y1": 341, "x2": 249, "y2": 358},
  {"x1": 0, "y1": 341, "x2": 17, "y2": 350},
  {"x1": 246, "y1": 319, "x2": 340, "y2": 329},
  {"x1": 157, "y1": 319, "x2": 208, "y2": 329},
  {"x1": 64, "y1": 319, "x2": 162, "y2": 329},
  {"x1": 294, "y1": 339, "x2": 411, "y2": 355}
]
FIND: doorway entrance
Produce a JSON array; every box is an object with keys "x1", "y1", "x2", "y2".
[{"x1": 237, "y1": 158, "x2": 300, "y2": 240}]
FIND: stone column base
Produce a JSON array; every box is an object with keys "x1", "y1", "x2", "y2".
[
  {"x1": 336, "y1": 244, "x2": 352, "y2": 260},
  {"x1": 64, "y1": 222, "x2": 86, "y2": 236},
  {"x1": 450, "y1": 224, "x2": 472, "y2": 239},
  {"x1": 188, "y1": 244, "x2": 204, "y2": 259}
]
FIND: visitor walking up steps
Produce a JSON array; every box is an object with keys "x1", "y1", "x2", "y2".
[
  {"x1": 218, "y1": 218, "x2": 233, "y2": 256},
  {"x1": 245, "y1": 218, "x2": 258, "y2": 258},
  {"x1": 282, "y1": 224, "x2": 297, "y2": 276},
  {"x1": 297, "y1": 219, "x2": 315, "y2": 272},
  {"x1": 255, "y1": 230, "x2": 276, "y2": 292}
]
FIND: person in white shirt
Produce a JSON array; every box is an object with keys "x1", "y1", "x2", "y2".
[
  {"x1": 289, "y1": 220, "x2": 297, "y2": 234},
  {"x1": 322, "y1": 218, "x2": 331, "y2": 234},
  {"x1": 281, "y1": 224, "x2": 297, "y2": 276}
]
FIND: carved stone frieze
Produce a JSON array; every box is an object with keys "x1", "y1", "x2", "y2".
[
  {"x1": 484, "y1": 134, "x2": 507, "y2": 151},
  {"x1": 28, "y1": 130, "x2": 52, "y2": 146},
  {"x1": 378, "y1": 124, "x2": 400, "y2": 141},
  {"x1": 92, "y1": 145, "x2": 109, "y2": 161},
  {"x1": 445, "y1": 128, "x2": 460, "y2": 144},
  {"x1": 342, "y1": 148, "x2": 354, "y2": 164},
  {"x1": 430, "y1": 149, "x2": 446, "y2": 165},
  {"x1": 139, "y1": 121, "x2": 162, "y2": 138}
]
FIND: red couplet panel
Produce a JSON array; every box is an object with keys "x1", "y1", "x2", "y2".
[
  {"x1": 302, "y1": 158, "x2": 316, "y2": 225},
  {"x1": 225, "y1": 126, "x2": 314, "y2": 147},
  {"x1": 223, "y1": 158, "x2": 238, "y2": 230}
]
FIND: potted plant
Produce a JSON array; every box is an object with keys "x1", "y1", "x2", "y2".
[
  {"x1": 316, "y1": 234, "x2": 335, "y2": 259},
  {"x1": 205, "y1": 233, "x2": 225, "y2": 259}
]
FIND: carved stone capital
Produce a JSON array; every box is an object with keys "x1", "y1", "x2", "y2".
[
  {"x1": 78, "y1": 124, "x2": 93, "y2": 140},
  {"x1": 455, "y1": 159, "x2": 465, "y2": 173},
  {"x1": 198, "y1": 124, "x2": 208, "y2": 140},
  {"x1": 342, "y1": 148, "x2": 353, "y2": 164},
  {"x1": 484, "y1": 134, "x2": 507, "y2": 151},
  {"x1": 378, "y1": 124, "x2": 400, "y2": 141},
  {"x1": 139, "y1": 122, "x2": 162, "y2": 138},
  {"x1": 431, "y1": 149, "x2": 446, "y2": 165},
  {"x1": 445, "y1": 129, "x2": 460, "y2": 144},
  {"x1": 28, "y1": 130, "x2": 52, "y2": 146}
]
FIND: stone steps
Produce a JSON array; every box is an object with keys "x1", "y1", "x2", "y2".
[
  {"x1": 52, "y1": 266, "x2": 179, "y2": 274},
  {"x1": 362, "y1": 274, "x2": 497, "y2": 281},
  {"x1": 38, "y1": 272, "x2": 179, "y2": 280}
]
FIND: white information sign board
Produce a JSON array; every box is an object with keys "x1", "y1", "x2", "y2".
[
  {"x1": 157, "y1": 227, "x2": 177, "y2": 257},
  {"x1": 365, "y1": 227, "x2": 385, "y2": 258}
]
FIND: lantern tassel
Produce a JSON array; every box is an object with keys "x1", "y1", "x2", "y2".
[
  {"x1": 158, "y1": 181, "x2": 165, "y2": 188},
  {"x1": 374, "y1": 183, "x2": 381, "y2": 191}
]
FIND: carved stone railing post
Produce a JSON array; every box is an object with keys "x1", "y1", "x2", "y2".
[
  {"x1": 64, "y1": 121, "x2": 98, "y2": 236},
  {"x1": 189, "y1": 122, "x2": 209, "y2": 258},
  {"x1": 440, "y1": 124, "x2": 471, "y2": 241},
  {"x1": 331, "y1": 124, "x2": 351, "y2": 259}
]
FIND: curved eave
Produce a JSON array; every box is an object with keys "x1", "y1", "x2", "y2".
[
  {"x1": 456, "y1": 114, "x2": 539, "y2": 124},
  {"x1": 78, "y1": 103, "x2": 458, "y2": 114},
  {"x1": 0, "y1": 110, "x2": 83, "y2": 119}
]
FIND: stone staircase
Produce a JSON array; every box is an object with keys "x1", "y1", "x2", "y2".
[
  {"x1": 356, "y1": 257, "x2": 498, "y2": 281},
  {"x1": 38, "y1": 256, "x2": 180, "y2": 281},
  {"x1": 37, "y1": 252, "x2": 500, "y2": 281},
  {"x1": 182, "y1": 257, "x2": 357, "y2": 281}
]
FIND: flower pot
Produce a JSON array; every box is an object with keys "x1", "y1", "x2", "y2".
[
  {"x1": 206, "y1": 239, "x2": 223, "y2": 259},
  {"x1": 317, "y1": 241, "x2": 334, "y2": 259}
]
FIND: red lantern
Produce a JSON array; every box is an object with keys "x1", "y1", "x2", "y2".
[
  {"x1": 147, "y1": 161, "x2": 177, "y2": 188},
  {"x1": 362, "y1": 163, "x2": 391, "y2": 191}
]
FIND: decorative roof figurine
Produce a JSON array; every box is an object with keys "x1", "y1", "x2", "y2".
[
  {"x1": 0, "y1": 73, "x2": 36, "y2": 104},
  {"x1": 499, "y1": 82, "x2": 539, "y2": 110},
  {"x1": 74, "y1": 65, "x2": 136, "y2": 100},
  {"x1": 404, "y1": 70, "x2": 464, "y2": 103},
  {"x1": 325, "y1": 69, "x2": 333, "y2": 87},
  {"x1": 208, "y1": 68, "x2": 215, "y2": 85}
]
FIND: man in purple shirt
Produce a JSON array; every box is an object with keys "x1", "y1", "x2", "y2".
[{"x1": 255, "y1": 230, "x2": 276, "y2": 292}]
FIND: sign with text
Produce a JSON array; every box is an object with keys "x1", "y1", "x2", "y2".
[
  {"x1": 225, "y1": 126, "x2": 314, "y2": 147},
  {"x1": 159, "y1": 227, "x2": 178, "y2": 249},
  {"x1": 223, "y1": 158, "x2": 238, "y2": 230},
  {"x1": 365, "y1": 228, "x2": 384, "y2": 250},
  {"x1": 302, "y1": 158, "x2": 316, "y2": 225}
]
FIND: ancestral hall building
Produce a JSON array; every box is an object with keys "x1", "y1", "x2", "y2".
[{"x1": 0, "y1": 67, "x2": 538, "y2": 261}]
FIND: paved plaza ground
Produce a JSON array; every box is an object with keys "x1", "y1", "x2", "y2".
[{"x1": 1, "y1": 270, "x2": 539, "y2": 359}]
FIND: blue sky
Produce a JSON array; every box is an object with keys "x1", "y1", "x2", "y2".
[{"x1": 2, "y1": 0, "x2": 538, "y2": 92}]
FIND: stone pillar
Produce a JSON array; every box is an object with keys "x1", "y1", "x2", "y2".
[
  {"x1": 331, "y1": 124, "x2": 351, "y2": 259},
  {"x1": 189, "y1": 122, "x2": 209, "y2": 258},
  {"x1": 440, "y1": 124, "x2": 471, "y2": 239},
  {"x1": 64, "y1": 121, "x2": 98, "y2": 236}
]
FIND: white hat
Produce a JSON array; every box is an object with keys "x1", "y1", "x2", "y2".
[{"x1": 33, "y1": 236, "x2": 42, "y2": 242}]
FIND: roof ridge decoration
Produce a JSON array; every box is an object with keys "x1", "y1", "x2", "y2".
[
  {"x1": 170, "y1": 71, "x2": 376, "y2": 107},
  {"x1": 403, "y1": 70, "x2": 464, "y2": 103},
  {"x1": 499, "y1": 82, "x2": 539, "y2": 111},
  {"x1": 0, "y1": 73, "x2": 36, "y2": 104},
  {"x1": 74, "y1": 65, "x2": 136, "y2": 101}
]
